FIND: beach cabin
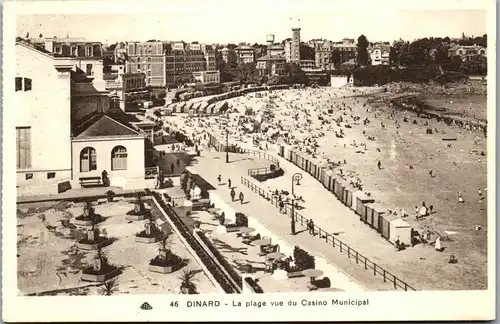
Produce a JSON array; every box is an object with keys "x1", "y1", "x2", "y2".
[
  {"x1": 178, "y1": 101, "x2": 186, "y2": 113},
  {"x1": 370, "y1": 203, "x2": 387, "y2": 231},
  {"x1": 360, "y1": 202, "x2": 372, "y2": 223},
  {"x1": 293, "y1": 151, "x2": 300, "y2": 166},
  {"x1": 278, "y1": 144, "x2": 285, "y2": 157},
  {"x1": 311, "y1": 160, "x2": 319, "y2": 179},
  {"x1": 334, "y1": 178, "x2": 346, "y2": 201},
  {"x1": 388, "y1": 218, "x2": 412, "y2": 246},
  {"x1": 379, "y1": 213, "x2": 399, "y2": 241},
  {"x1": 207, "y1": 103, "x2": 216, "y2": 114},
  {"x1": 162, "y1": 107, "x2": 173, "y2": 116},
  {"x1": 322, "y1": 170, "x2": 333, "y2": 192},
  {"x1": 343, "y1": 185, "x2": 358, "y2": 209},
  {"x1": 353, "y1": 191, "x2": 375, "y2": 216},
  {"x1": 200, "y1": 102, "x2": 209, "y2": 114},
  {"x1": 317, "y1": 167, "x2": 325, "y2": 185}
]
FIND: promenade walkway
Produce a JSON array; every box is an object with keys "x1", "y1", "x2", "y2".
[{"x1": 191, "y1": 151, "x2": 400, "y2": 291}]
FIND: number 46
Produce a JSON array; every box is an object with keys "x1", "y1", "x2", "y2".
[{"x1": 170, "y1": 301, "x2": 179, "y2": 307}]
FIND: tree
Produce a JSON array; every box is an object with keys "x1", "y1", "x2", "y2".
[
  {"x1": 434, "y1": 47, "x2": 450, "y2": 66},
  {"x1": 356, "y1": 35, "x2": 369, "y2": 66},
  {"x1": 94, "y1": 246, "x2": 109, "y2": 272},
  {"x1": 284, "y1": 63, "x2": 309, "y2": 85},
  {"x1": 178, "y1": 269, "x2": 199, "y2": 294},
  {"x1": 238, "y1": 63, "x2": 258, "y2": 83},
  {"x1": 389, "y1": 47, "x2": 398, "y2": 66},
  {"x1": 157, "y1": 234, "x2": 174, "y2": 261},
  {"x1": 99, "y1": 278, "x2": 119, "y2": 296},
  {"x1": 331, "y1": 52, "x2": 341, "y2": 67}
]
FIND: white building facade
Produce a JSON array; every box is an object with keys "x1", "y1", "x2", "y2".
[
  {"x1": 15, "y1": 42, "x2": 74, "y2": 196},
  {"x1": 15, "y1": 40, "x2": 154, "y2": 197}
]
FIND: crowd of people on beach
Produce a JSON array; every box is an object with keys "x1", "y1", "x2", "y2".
[{"x1": 147, "y1": 86, "x2": 486, "y2": 261}]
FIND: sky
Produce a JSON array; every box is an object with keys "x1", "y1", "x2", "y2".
[{"x1": 15, "y1": 3, "x2": 487, "y2": 46}]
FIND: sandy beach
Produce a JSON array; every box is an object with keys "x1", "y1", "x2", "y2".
[{"x1": 160, "y1": 85, "x2": 488, "y2": 289}]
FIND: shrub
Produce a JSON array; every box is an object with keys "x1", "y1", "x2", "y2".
[
  {"x1": 293, "y1": 245, "x2": 315, "y2": 271},
  {"x1": 136, "y1": 225, "x2": 163, "y2": 238},
  {"x1": 245, "y1": 277, "x2": 264, "y2": 293},
  {"x1": 315, "y1": 277, "x2": 331, "y2": 288},
  {"x1": 149, "y1": 252, "x2": 183, "y2": 267},
  {"x1": 352, "y1": 65, "x2": 442, "y2": 86},
  {"x1": 75, "y1": 214, "x2": 105, "y2": 223},
  {"x1": 82, "y1": 263, "x2": 117, "y2": 275},
  {"x1": 78, "y1": 235, "x2": 108, "y2": 245},
  {"x1": 235, "y1": 213, "x2": 248, "y2": 227}
]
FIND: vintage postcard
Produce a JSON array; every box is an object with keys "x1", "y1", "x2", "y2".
[{"x1": 2, "y1": 0, "x2": 496, "y2": 321}]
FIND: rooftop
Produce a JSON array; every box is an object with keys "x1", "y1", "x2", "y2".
[{"x1": 72, "y1": 113, "x2": 143, "y2": 140}]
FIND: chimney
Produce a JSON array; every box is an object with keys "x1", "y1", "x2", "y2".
[{"x1": 44, "y1": 37, "x2": 55, "y2": 53}]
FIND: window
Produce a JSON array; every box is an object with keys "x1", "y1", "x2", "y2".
[
  {"x1": 137, "y1": 64, "x2": 141, "y2": 70},
  {"x1": 86, "y1": 64, "x2": 93, "y2": 76},
  {"x1": 24, "y1": 78, "x2": 32, "y2": 91},
  {"x1": 15, "y1": 77, "x2": 22, "y2": 91},
  {"x1": 16, "y1": 127, "x2": 31, "y2": 169},
  {"x1": 47, "y1": 172, "x2": 56, "y2": 179},
  {"x1": 111, "y1": 146, "x2": 127, "y2": 170},
  {"x1": 25, "y1": 173, "x2": 33, "y2": 180},
  {"x1": 86, "y1": 46, "x2": 93, "y2": 57},
  {"x1": 80, "y1": 147, "x2": 97, "y2": 172}
]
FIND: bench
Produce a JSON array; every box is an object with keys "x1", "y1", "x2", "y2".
[{"x1": 79, "y1": 176, "x2": 102, "y2": 188}]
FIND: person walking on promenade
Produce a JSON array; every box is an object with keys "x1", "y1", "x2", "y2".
[
  {"x1": 308, "y1": 219, "x2": 315, "y2": 235},
  {"x1": 377, "y1": 160, "x2": 382, "y2": 170},
  {"x1": 279, "y1": 200, "x2": 285, "y2": 213},
  {"x1": 217, "y1": 174, "x2": 222, "y2": 185},
  {"x1": 239, "y1": 192, "x2": 244, "y2": 204},
  {"x1": 170, "y1": 163, "x2": 175, "y2": 174},
  {"x1": 230, "y1": 188, "x2": 236, "y2": 202},
  {"x1": 228, "y1": 178, "x2": 232, "y2": 189}
]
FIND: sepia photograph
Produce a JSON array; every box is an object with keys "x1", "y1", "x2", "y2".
[{"x1": 2, "y1": 0, "x2": 496, "y2": 322}]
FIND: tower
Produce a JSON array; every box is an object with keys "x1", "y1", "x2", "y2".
[
  {"x1": 266, "y1": 34, "x2": 275, "y2": 47},
  {"x1": 291, "y1": 27, "x2": 301, "y2": 63}
]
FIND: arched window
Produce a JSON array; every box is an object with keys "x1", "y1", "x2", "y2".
[
  {"x1": 111, "y1": 146, "x2": 127, "y2": 170},
  {"x1": 80, "y1": 147, "x2": 97, "y2": 172}
]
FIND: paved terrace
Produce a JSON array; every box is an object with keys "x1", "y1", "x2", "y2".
[{"x1": 191, "y1": 151, "x2": 400, "y2": 291}]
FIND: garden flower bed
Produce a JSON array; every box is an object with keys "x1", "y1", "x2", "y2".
[
  {"x1": 77, "y1": 236, "x2": 113, "y2": 250},
  {"x1": 74, "y1": 214, "x2": 106, "y2": 226},
  {"x1": 135, "y1": 226, "x2": 163, "y2": 243},
  {"x1": 81, "y1": 265, "x2": 120, "y2": 282},
  {"x1": 148, "y1": 254, "x2": 185, "y2": 274},
  {"x1": 126, "y1": 209, "x2": 151, "y2": 221}
]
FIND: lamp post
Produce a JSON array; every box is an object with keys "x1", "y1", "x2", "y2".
[
  {"x1": 225, "y1": 128, "x2": 229, "y2": 163},
  {"x1": 225, "y1": 113, "x2": 230, "y2": 163},
  {"x1": 290, "y1": 172, "x2": 303, "y2": 235}
]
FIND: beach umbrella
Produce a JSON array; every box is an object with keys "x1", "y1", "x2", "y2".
[
  {"x1": 302, "y1": 269, "x2": 324, "y2": 283},
  {"x1": 253, "y1": 239, "x2": 271, "y2": 247},
  {"x1": 239, "y1": 227, "x2": 255, "y2": 234},
  {"x1": 266, "y1": 252, "x2": 286, "y2": 260}
]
